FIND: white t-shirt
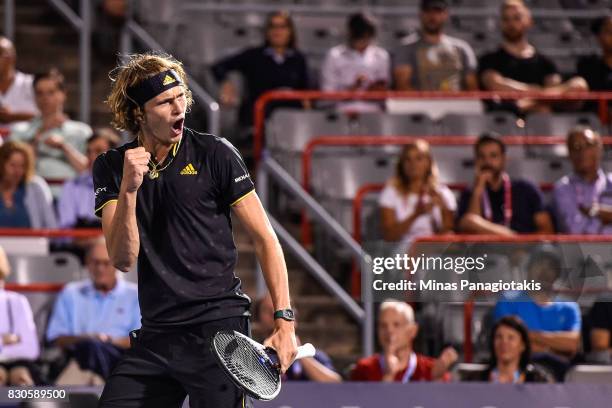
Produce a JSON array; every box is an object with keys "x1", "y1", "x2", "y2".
[
  {"x1": 321, "y1": 43, "x2": 390, "y2": 112},
  {"x1": 378, "y1": 182, "x2": 457, "y2": 245},
  {"x1": 0, "y1": 71, "x2": 38, "y2": 116}
]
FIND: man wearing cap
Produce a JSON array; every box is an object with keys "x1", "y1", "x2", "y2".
[
  {"x1": 94, "y1": 53, "x2": 297, "y2": 407},
  {"x1": 394, "y1": 0, "x2": 478, "y2": 91},
  {"x1": 553, "y1": 126, "x2": 612, "y2": 234}
]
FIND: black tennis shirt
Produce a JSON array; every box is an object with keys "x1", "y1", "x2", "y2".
[{"x1": 93, "y1": 129, "x2": 254, "y2": 329}]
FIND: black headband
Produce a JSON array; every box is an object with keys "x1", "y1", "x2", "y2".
[{"x1": 126, "y1": 69, "x2": 182, "y2": 107}]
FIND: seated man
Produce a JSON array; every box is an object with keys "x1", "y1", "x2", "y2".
[
  {"x1": 46, "y1": 238, "x2": 140, "y2": 385},
  {"x1": 394, "y1": 0, "x2": 478, "y2": 91},
  {"x1": 351, "y1": 300, "x2": 457, "y2": 382},
  {"x1": 587, "y1": 295, "x2": 612, "y2": 364},
  {"x1": 457, "y1": 133, "x2": 554, "y2": 235},
  {"x1": 10, "y1": 68, "x2": 90, "y2": 182},
  {"x1": 0, "y1": 246, "x2": 39, "y2": 385},
  {"x1": 58, "y1": 128, "x2": 120, "y2": 230},
  {"x1": 0, "y1": 36, "x2": 38, "y2": 124},
  {"x1": 554, "y1": 126, "x2": 612, "y2": 234},
  {"x1": 494, "y1": 246, "x2": 581, "y2": 381},
  {"x1": 254, "y1": 294, "x2": 341, "y2": 382},
  {"x1": 478, "y1": 0, "x2": 587, "y2": 114},
  {"x1": 320, "y1": 12, "x2": 390, "y2": 112}
]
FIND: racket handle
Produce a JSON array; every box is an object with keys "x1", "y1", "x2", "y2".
[{"x1": 295, "y1": 343, "x2": 316, "y2": 360}]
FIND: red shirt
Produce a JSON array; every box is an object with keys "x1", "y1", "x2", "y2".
[{"x1": 350, "y1": 353, "x2": 449, "y2": 382}]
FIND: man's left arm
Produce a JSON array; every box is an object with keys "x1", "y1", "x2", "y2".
[
  {"x1": 232, "y1": 192, "x2": 297, "y2": 372},
  {"x1": 529, "y1": 331, "x2": 580, "y2": 355}
]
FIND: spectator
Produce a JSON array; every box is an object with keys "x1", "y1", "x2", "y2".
[
  {"x1": 587, "y1": 296, "x2": 612, "y2": 364},
  {"x1": 57, "y1": 128, "x2": 120, "y2": 230},
  {"x1": 320, "y1": 12, "x2": 390, "y2": 112},
  {"x1": 394, "y1": 0, "x2": 478, "y2": 91},
  {"x1": 0, "y1": 36, "x2": 38, "y2": 124},
  {"x1": 553, "y1": 126, "x2": 612, "y2": 234},
  {"x1": 478, "y1": 0, "x2": 587, "y2": 114},
  {"x1": 457, "y1": 133, "x2": 554, "y2": 235},
  {"x1": 494, "y1": 246, "x2": 581, "y2": 381},
  {"x1": 46, "y1": 239, "x2": 140, "y2": 385},
  {"x1": 380, "y1": 140, "x2": 456, "y2": 252},
  {"x1": 254, "y1": 294, "x2": 341, "y2": 382},
  {"x1": 0, "y1": 245, "x2": 40, "y2": 385},
  {"x1": 211, "y1": 11, "x2": 309, "y2": 135},
  {"x1": 351, "y1": 300, "x2": 457, "y2": 382},
  {"x1": 577, "y1": 15, "x2": 612, "y2": 112},
  {"x1": 10, "y1": 68, "x2": 91, "y2": 181},
  {"x1": 478, "y1": 316, "x2": 552, "y2": 383},
  {"x1": 0, "y1": 141, "x2": 56, "y2": 228}
]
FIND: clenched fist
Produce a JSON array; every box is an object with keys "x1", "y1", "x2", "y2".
[{"x1": 122, "y1": 147, "x2": 150, "y2": 193}]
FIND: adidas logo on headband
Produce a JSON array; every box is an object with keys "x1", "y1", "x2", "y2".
[{"x1": 127, "y1": 69, "x2": 182, "y2": 107}]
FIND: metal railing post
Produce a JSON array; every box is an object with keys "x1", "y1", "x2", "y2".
[
  {"x1": 4, "y1": 0, "x2": 15, "y2": 40},
  {"x1": 79, "y1": 0, "x2": 91, "y2": 124},
  {"x1": 254, "y1": 153, "x2": 269, "y2": 298}
]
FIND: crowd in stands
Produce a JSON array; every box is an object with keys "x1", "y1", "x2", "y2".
[{"x1": 0, "y1": 0, "x2": 611, "y2": 389}]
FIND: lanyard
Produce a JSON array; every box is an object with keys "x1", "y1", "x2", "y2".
[
  {"x1": 2, "y1": 293, "x2": 14, "y2": 333},
  {"x1": 490, "y1": 368, "x2": 521, "y2": 384},
  {"x1": 482, "y1": 173, "x2": 512, "y2": 227},
  {"x1": 379, "y1": 352, "x2": 417, "y2": 383}
]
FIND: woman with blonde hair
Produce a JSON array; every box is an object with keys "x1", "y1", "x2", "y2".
[
  {"x1": 379, "y1": 139, "x2": 455, "y2": 248},
  {"x1": 0, "y1": 140, "x2": 56, "y2": 228},
  {"x1": 0, "y1": 245, "x2": 40, "y2": 385}
]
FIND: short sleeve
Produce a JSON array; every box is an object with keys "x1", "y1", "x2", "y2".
[
  {"x1": 540, "y1": 54, "x2": 558, "y2": 77},
  {"x1": 589, "y1": 301, "x2": 612, "y2": 330},
  {"x1": 378, "y1": 183, "x2": 397, "y2": 209},
  {"x1": 440, "y1": 185, "x2": 458, "y2": 211},
  {"x1": 93, "y1": 153, "x2": 120, "y2": 218},
  {"x1": 563, "y1": 303, "x2": 581, "y2": 332},
  {"x1": 455, "y1": 188, "x2": 472, "y2": 223},
  {"x1": 524, "y1": 181, "x2": 545, "y2": 214},
  {"x1": 477, "y1": 52, "x2": 497, "y2": 78},
  {"x1": 212, "y1": 138, "x2": 255, "y2": 206},
  {"x1": 459, "y1": 41, "x2": 478, "y2": 72},
  {"x1": 46, "y1": 289, "x2": 73, "y2": 342}
]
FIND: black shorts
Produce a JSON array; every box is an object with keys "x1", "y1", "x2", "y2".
[{"x1": 98, "y1": 316, "x2": 253, "y2": 408}]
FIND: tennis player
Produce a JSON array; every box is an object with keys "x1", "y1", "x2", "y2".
[{"x1": 94, "y1": 53, "x2": 297, "y2": 407}]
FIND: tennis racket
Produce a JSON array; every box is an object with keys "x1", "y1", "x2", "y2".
[{"x1": 211, "y1": 329, "x2": 316, "y2": 401}]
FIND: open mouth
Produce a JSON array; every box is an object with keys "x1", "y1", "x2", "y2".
[{"x1": 172, "y1": 118, "x2": 184, "y2": 133}]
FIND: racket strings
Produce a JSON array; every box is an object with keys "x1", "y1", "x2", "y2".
[{"x1": 214, "y1": 332, "x2": 280, "y2": 397}]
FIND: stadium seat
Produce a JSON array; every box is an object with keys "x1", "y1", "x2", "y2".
[
  {"x1": 6, "y1": 252, "x2": 82, "y2": 283},
  {"x1": 437, "y1": 302, "x2": 495, "y2": 352},
  {"x1": 358, "y1": 112, "x2": 438, "y2": 136},
  {"x1": 524, "y1": 112, "x2": 603, "y2": 158},
  {"x1": 452, "y1": 363, "x2": 489, "y2": 381},
  {"x1": 440, "y1": 112, "x2": 523, "y2": 136},
  {"x1": 565, "y1": 365, "x2": 612, "y2": 384},
  {"x1": 293, "y1": 15, "x2": 345, "y2": 56},
  {"x1": 267, "y1": 109, "x2": 354, "y2": 181},
  {"x1": 267, "y1": 109, "x2": 352, "y2": 152},
  {"x1": 525, "y1": 112, "x2": 603, "y2": 136},
  {"x1": 23, "y1": 291, "x2": 59, "y2": 344}
]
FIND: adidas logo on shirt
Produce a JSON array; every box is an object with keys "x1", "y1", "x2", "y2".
[{"x1": 180, "y1": 163, "x2": 198, "y2": 175}]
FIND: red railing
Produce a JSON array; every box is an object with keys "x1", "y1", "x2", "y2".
[
  {"x1": 0, "y1": 228, "x2": 104, "y2": 293},
  {"x1": 412, "y1": 234, "x2": 612, "y2": 362},
  {"x1": 301, "y1": 135, "x2": 612, "y2": 245},
  {"x1": 254, "y1": 90, "x2": 612, "y2": 162}
]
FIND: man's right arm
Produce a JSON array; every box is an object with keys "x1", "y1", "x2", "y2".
[{"x1": 99, "y1": 147, "x2": 150, "y2": 272}]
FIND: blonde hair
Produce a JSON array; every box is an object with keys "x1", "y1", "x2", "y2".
[
  {"x1": 106, "y1": 52, "x2": 193, "y2": 134},
  {"x1": 0, "y1": 141, "x2": 35, "y2": 184},
  {"x1": 393, "y1": 139, "x2": 439, "y2": 193},
  {"x1": 0, "y1": 246, "x2": 10, "y2": 280}
]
